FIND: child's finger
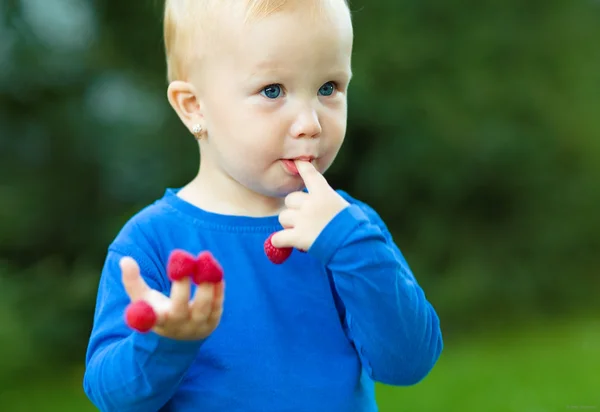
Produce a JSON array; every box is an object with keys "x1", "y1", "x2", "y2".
[
  {"x1": 207, "y1": 282, "x2": 225, "y2": 323},
  {"x1": 278, "y1": 209, "x2": 297, "y2": 229},
  {"x1": 295, "y1": 160, "x2": 328, "y2": 194},
  {"x1": 212, "y1": 281, "x2": 225, "y2": 309},
  {"x1": 190, "y1": 283, "x2": 215, "y2": 323},
  {"x1": 144, "y1": 289, "x2": 172, "y2": 323},
  {"x1": 284, "y1": 191, "x2": 309, "y2": 209},
  {"x1": 169, "y1": 277, "x2": 192, "y2": 317},
  {"x1": 121, "y1": 257, "x2": 150, "y2": 302},
  {"x1": 270, "y1": 228, "x2": 297, "y2": 249},
  {"x1": 206, "y1": 303, "x2": 223, "y2": 327}
]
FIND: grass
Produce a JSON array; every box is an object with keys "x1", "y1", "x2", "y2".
[
  {"x1": 378, "y1": 316, "x2": 600, "y2": 411},
  {"x1": 2, "y1": 317, "x2": 598, "y2": 411}
]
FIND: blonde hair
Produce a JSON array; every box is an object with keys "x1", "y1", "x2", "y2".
[{"x1": 163, "y1": 0, "x2": 349, "y2": 83}]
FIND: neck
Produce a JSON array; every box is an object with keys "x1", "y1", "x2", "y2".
[{"x1": 177, "y1": 159, "x2": 284, "y2": 218}]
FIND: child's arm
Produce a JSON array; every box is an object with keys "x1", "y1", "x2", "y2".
[
  {"x1": 271, "y1": 161, "x2": 443, "y2": 386},
  {"x1": 83, "y1": 248, "x2": 218, "y2": 411},
  {"x1": 309, "y1": 201, "x2": 443, "y2": 386}
]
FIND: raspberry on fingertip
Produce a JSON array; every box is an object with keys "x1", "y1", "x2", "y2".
[
  {"x1": 264, "y1": 233, "x2": 293, "y2": 264},
  {"x1": 167, "y1": 249, "x2": 197, "y2": 281},
  {"x1": 125, "y1": 300, "x2": 157, "y2": 333},
  {"x1": 194, "y1": 251, "x2": 224, "y2": 284}
]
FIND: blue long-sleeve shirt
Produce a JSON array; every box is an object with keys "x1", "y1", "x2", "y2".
[{"x1": 83, "y1": 188, "x2": 443, "y2": 412}]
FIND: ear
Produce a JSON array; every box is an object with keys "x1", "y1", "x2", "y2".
[{"x1": 167, "y1": 81, "x2": 203, "y2": 132}]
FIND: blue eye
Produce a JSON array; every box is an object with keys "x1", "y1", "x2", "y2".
[
  {"x1": 261, "y1": 84, "x2": 282, "y2": 99},
  {"x1": 318, "y1": 82, "x2": 336, "y2": 96}
]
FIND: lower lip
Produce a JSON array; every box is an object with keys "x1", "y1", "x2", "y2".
[{"x1": 281, "y1": 159, "x2": 300, "y2": 175}]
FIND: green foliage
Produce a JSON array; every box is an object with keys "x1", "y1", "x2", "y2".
[
  {"x1": 1, "y1": 0, "x2": 599, "y2": 382},
  {"x1": 0, "y1": 259, "x2": 98, "y2": 385}
]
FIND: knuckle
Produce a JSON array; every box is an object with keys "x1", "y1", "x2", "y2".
[
  {"x1": 192, "y1": 303, "x2": 212, "y2": 321},
  {"x1": 278, "y1": 213, "x2": 290, "y2": 226},
  {"x1": 192, "y1": 314, "x2": 208, "y2": 326},
  {"x1": 284, "y1": 192, "x2": 301, "y2": 207},
  {"x1": 211, "y1": 308, "x2": 223, "y2": 321},
  {"x1": 169, "y1": 310, "x2": 189, "y2": 323}
]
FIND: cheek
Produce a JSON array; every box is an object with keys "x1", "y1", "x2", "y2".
[
  {"x1": 231, "y1": 106, "x2": 287, "y2": 153},
  {"x1": 219, "y1": 117, "x2": 283, "y2": 171},
  {"x1": 317, "y1": 108, "x2": 346, "y2": 167},
  {"x1": 324, "y1": 107, "x2": 347, "y2": 143}
]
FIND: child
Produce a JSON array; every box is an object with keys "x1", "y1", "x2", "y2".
[{"x1": 83, "y1": 0, "x2": 443, "y2": 410}]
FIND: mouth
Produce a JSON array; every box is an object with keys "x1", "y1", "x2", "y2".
[
  {"x1": 287, "y1": 156, "x2": 315, "y2": 162},
  {"x1": 280, "y1": 156, "x2": 316, "y2": 175},
  {"x1": 282, "y1": 156, "x2": 315, "y2": 162}
]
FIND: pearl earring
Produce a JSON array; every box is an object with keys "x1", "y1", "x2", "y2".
[{"x1": 192, "y1": 124, "x2": 203, "y2": 140}]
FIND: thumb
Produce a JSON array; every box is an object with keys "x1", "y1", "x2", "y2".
[{"x1": 120, "y1": 256, "x2": 150, "y2": 302}]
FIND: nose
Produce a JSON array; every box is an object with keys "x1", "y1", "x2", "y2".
[{"x1": 289, "y1": 107, "x2": 322, "y2": 139}]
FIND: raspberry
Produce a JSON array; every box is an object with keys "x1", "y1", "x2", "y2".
[
  {"x1": 194, "y1": 251, "x2": 224, "y2": 284},
  {"x1": 264, "y1": 233, "x2": 293, "y2": 264},
  {"x1": 167, "y1": 249, "x2": 197, "y2": 281},
  {"x1": 125, "y1": 300, "x2": 157, "y2": 333}
]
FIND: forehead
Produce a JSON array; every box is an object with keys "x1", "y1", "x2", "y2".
[{"x1": 228, "y1": 2, "x2": 353, "y2": 72}]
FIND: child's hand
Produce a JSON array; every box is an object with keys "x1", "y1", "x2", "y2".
[
  {"x1": 120, "y1": 257, "x2": 224, "y2": 341},
  {"x1": 271, "y1": 160, "x2": 349, "y2": 252}
]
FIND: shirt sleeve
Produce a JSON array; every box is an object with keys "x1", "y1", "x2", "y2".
[
  {"x1": 83, "y1": 245, "x2": 203, "y2": 412},
  {"x1": 309, "y1": 199, "x2": 444, "y2": 386}
]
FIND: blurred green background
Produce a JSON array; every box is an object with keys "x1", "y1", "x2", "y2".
[{"x1": 1, "y1": 0, "x2": 599, "y2": 411}]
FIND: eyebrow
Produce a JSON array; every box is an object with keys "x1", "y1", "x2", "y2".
[{"x1": 334, "y1": 68, "x2": 353, "y2": 81}]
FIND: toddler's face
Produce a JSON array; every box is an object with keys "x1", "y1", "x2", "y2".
[{"x1": 196, "y1": 0, "x2": 353, "y2": 199}]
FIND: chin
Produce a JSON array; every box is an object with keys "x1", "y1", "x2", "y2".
[
  {"x1": 261, "y1": 181, "x2": 305, "y2": 198},
  {"x1": 266, "y1": 186, "x2": 301, "y2": 199},
  {"x1": 239, "y1": 170, "x2": 306, "y2": 199}
]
